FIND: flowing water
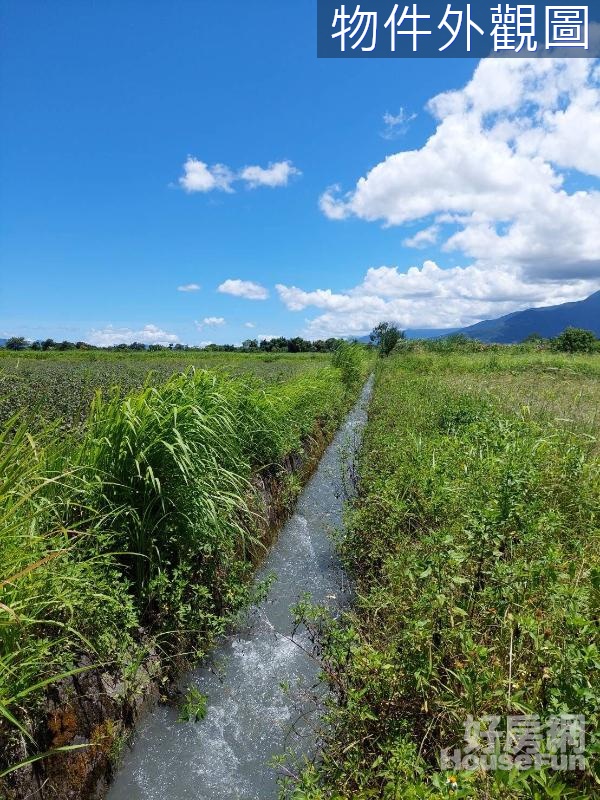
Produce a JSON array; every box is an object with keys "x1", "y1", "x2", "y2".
[{"x1": 107, "y1": 377, "x2": 373, "y2": 800}]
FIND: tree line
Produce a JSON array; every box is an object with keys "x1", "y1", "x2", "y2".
[
  {"x1": 3, "y1": 325, "x2": 598, "y2": 354},
  {"x1": 2, "y1": 335, "x2": 349, "y2": 353}
]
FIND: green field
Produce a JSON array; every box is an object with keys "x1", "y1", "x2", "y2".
[
  {"x1": 2, "y1": 347, "x2": 599, "y2": 796},
  {"x1": 291, "y1": 352, "x2": 599, "y2": 799},
  {"x1": 0, "y1": 350, "x2": 329, "y2": 432}
]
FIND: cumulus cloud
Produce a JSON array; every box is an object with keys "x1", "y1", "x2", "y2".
[
  {"x1": 240, "y1": 160, "x2": 301, "y2": 188},
  {"x1": 177, "y1": 283, "x2": 201, "y2": 292},
  {"x1": 218, "y1": 279, "x2": 269, "y2": 300},
  {"x1": 179, "y1": 157, "x2": 300, "y2": 193},
  {"x1": 304, "y1": 58, "x2": 600, "y2": 335},
  {"x1": 244, "y1": 321, "x2": 256, "y2": 328},
  {"x1": 196, "y1": 316, "x2": 225, "y2": 329},
  {"x1": 319, "y1": 185, "x2": 349, "y2": 220},
  {"x1": 88, "y1": 324, "x2": 179, "y2": 347},
  {"x1": 276, "y1": 260, "x2": 598, "y2": 337},
  {"x1": 179, "y1": 158, "x2": 235, "y2": 193},
  {"x1": 320, "y1": 58, "x2": 600, "y2": 285},
  {"x1": 403, "y1": 225, "x2": 440, "y2": 249}
]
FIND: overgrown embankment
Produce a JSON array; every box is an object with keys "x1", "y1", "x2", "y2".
[
  {"x1": 0, "y1": 346, "x2": 367, "y2": 798},
  {"x1": 289, "y1": 353, "x2": 599, "y2": 799}
]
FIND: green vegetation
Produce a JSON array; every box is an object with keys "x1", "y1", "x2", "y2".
[
  {"x1": 369, "y1": 322, "x2": 405, "y2": 357},
  {"x1": 553, "y1": 327, "x2": 599, "y2": 354},
  {"x1": 0, "y1": 349, "x2": 367, "y2": 784},
  {"x1": 331, "y1": 342, "x2": 364, "y2": 392},
  {"x1": 289, "y1": 352, "x2": 599, "y2": 799},
  {"x1": 177, "y1": 687, "x2": 208, "y2": 723},
  {"x1": 2, "y1": 334, "x2": 346, "y2": 355},
  {"x1": 389, "y1": 326, "x2": 600, "y2": 356},
  {"x1": 0, "y1": 350, "x2": 330, "y2": 432}
]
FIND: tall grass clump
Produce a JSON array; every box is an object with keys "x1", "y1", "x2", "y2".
[
  {"x1": 331, "y1": 341, "x2": 364, "y2": 393},
  {"x1": 288, "y1": 354, "x2": 599, "y2": 799},
  {"x1": 76, "y1": 370, "x2": 255, "y2": 619},
  {"x1": 0, "y1": 420, "x2": 137, "y2": 773}
]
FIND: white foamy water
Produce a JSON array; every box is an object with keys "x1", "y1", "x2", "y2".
[{"x1": 107, "y1": 378, "x2": 373, "y2": 800}]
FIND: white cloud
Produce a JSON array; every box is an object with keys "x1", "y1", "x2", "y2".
[
  {"x1": 305, "y1": 58, "x2": 600, "y2": 334},
  {"x1": 179, "y1": 157, "x2": 234, "y2": 193},
  {"x1": 319, "y1": 185, "x2": 349, "y2": 220},
  {"x1": 382, "y1": 107, "x2": 417, "y2": 139},
  {"x1": 177, "y1": 283, "x2": 201, "y2": 292},
  {"x1": 178, "y1": 157, "x2": 300, "y2": 193},
  {"x1": 320, "y1": 58, "x2": 600, "y2": 286},
  {"x1": 218, "y1": 279, "x2": 269, "y2": 300},
  {"x1": 240, "y1": 160, "x2": 301, "y2": 188},
  {"x1": 276, "y1": 260, "x2": 598, "y2": 337},
  {"x1": 244, "y1": 321, "x2": 255, "y2": 328},
  {"x1": 257, "y1": 334, "x2": 278, "y2": 341},
  {"x1": 403, "y1": 224, "x2": 440, "y2": 249},
  {"x1": 88, "y1": 324, "x2": 179, "y2": 347},
  {"x1": 196, "y1": 316, "x2": 226, "y2": 329}
]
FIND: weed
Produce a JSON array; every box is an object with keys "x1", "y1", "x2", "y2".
[
  {"x1": 177, "y1": 687, "x2": 208, "y2": 723},
  {"x1": 287, "y1": 352, "x2": 599, "y2": 799}
]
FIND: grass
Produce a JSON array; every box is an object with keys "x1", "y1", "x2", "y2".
[
  {"x1": 0, "y1": 350, "x2": 329, "y2": 432},
  {"x1": 288, "y1": 351, "x2": 599, "y2": 799},
  {"x1": 0, "y1": 347, "x2": 368, "y2": 787}
]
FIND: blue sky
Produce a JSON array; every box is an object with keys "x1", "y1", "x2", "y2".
[{"x1": 1, "y1": 2, "x2": 599, "y2": 345}]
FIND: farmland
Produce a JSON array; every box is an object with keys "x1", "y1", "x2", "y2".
[
  {"x1": 0, "y1": 345, "x2": 367, "y2": 794},
  {"x1": 0, "y1": 350, "x2": 329, "y2": 432},
  {"x1": 1, "y1": 346, "x2": 599, "y2": 798},
  {"x1": 290, "y1": 351, "x2": 599, "y2": 799}
]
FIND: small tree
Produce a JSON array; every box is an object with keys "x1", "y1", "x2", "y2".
[
  {"x1": 5, "y1": 336, "x2": 27, "y2": 351},
  {"x1": 369, "y1": 322, "x2": 405, "y2": 357},
  {"x1": 553, "y1": 327, "x2": 597, "y2": 353}
]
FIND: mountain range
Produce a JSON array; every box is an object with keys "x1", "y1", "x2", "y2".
[
  {"x1": 449, "y1": 290, "x2": 600, "y2": 343},
  {"x1": 357, "y1": 290, "x2": 600, "y2": 343}
]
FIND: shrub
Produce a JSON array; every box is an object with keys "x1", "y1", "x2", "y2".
[{"x1": 552, "y1": 327, "x2": 598, "y2": 353}]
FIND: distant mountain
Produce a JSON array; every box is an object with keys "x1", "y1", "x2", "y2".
[
  {"x1": 352, "y1": 291, "x2": 600, "y2": 345},
  {"x1": 405, "y1": 327, "x2": 461, "y2": 340},
  {"x1": 453, "y1": 290, "x2": 600, "y2": 343}
]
